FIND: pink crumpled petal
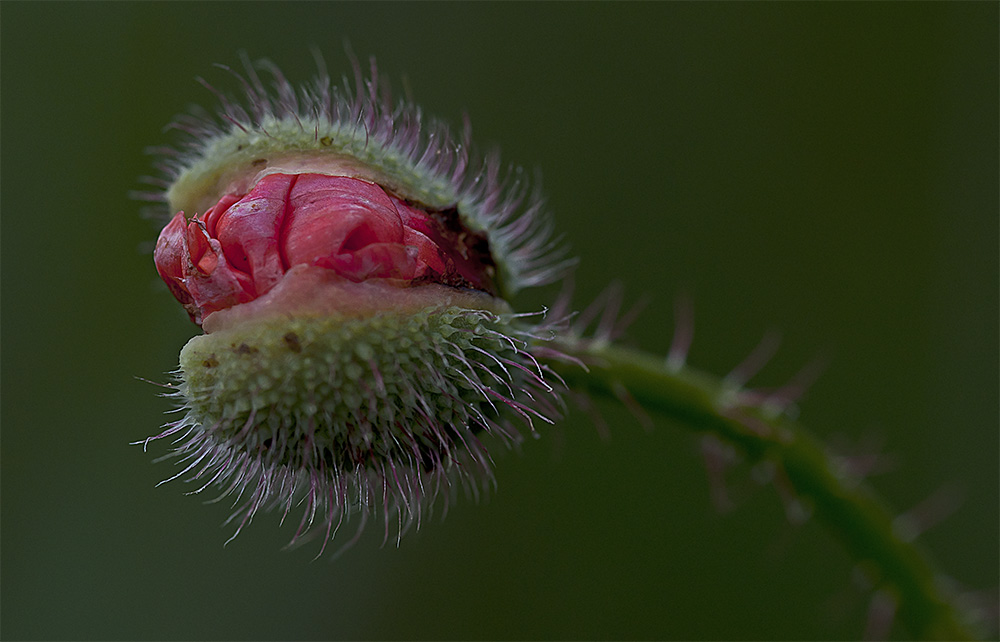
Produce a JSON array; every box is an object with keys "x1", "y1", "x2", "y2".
[
  {"x1": 315, "y1": 243, "x2": 420, "y2": 282},
  {"x1": 212, "y1": 174, "x2": 291, "y2": 295},
  {"x1": 154, "y1": 172, "x2": 492, "y2": 325},
  {"x1": 154, "y1": 212, "x2": 195, "y2": 309},
  {"x1": 282, "y1": 174, "x2": 404, "y2": 267},
  {"x1": 181, "y1": 220, "x2": 255, "y2": 323}
]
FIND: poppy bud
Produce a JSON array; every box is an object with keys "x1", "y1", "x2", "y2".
[{"x1": 140, "y1": 55, "x2": 571, "y2": 549}]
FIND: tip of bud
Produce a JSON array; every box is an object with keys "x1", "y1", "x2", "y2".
[{"x1": 148, "y1": 53, "x2": 574, "y2": 298}]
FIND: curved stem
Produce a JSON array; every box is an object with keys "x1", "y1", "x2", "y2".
[{"x1": 540, "y1": 337, "x2": 977, "y2": 641}]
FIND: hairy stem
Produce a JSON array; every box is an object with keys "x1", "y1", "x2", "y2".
[{"x1": 541, "y1": 337, "x2": 977, "y2": 641}]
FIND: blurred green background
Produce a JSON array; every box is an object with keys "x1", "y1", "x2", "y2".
[{"x1": 2, "y1": 3, "x2": 997, "y2": 640}]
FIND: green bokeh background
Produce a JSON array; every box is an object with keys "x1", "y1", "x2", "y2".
[{"x1": 2, "y1": 3, "x2": 997, "y2": 640}]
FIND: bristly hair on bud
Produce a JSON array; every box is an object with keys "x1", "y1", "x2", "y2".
[
  {"x1": 137, "y1": 51, "x2": 576, "y2": 553},
  {"x1": 145, "y1": 303, "x2": 566, "y2": 553}
]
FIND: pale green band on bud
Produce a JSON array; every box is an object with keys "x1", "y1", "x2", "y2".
[{"x1": 167, "y1": 122, "x2": 460, "y2": 228}]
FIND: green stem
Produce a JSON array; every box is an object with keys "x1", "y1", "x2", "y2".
[{"x1": 540, "y1": 337, "x2": 977, "y2": 641}]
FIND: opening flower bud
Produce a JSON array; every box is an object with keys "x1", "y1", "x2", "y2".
[{"x1": 140, "y1": 54, "x2": 571, "y2": 549}]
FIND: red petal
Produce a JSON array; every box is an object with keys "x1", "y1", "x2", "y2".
[
  {"x1": 154, "y1": 172, "x2": 498, "y2": 325},
  {"x1": 181, "y1": 220, "x2": 255, "y2": 323},
  {"x1": 315, "y1": 243, "x2": 419, "y2": 281},
  {"x1": 154, "y1": 212, "x2": 195, "y2": 307},
  {"x1": 202, "y1": 192, "x2": 242, "y2": 236},
  {"x1": 282, "y1": 175, "x2": 404, "y2": 268},
  {"x1": 213, "y1": 174, "x2": 292, "y2": 295},
  {"x1": 402, "y1": 227, "x2": 447, "y2": 278},
  {"x1": 390, "y1": 194, "x2": 492, "y2": 291},
  {"x1": 394, "y1": 198, "x2": 437, "y2": 238}
]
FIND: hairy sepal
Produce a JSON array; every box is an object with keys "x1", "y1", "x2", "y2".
[{"x1": 152, "y1": 304, "x2": 561, "y2": 548}]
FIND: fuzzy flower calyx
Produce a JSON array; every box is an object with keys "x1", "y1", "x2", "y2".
[{"x1": 146, "y1": 54, "x2": 570, "y2": 300}]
